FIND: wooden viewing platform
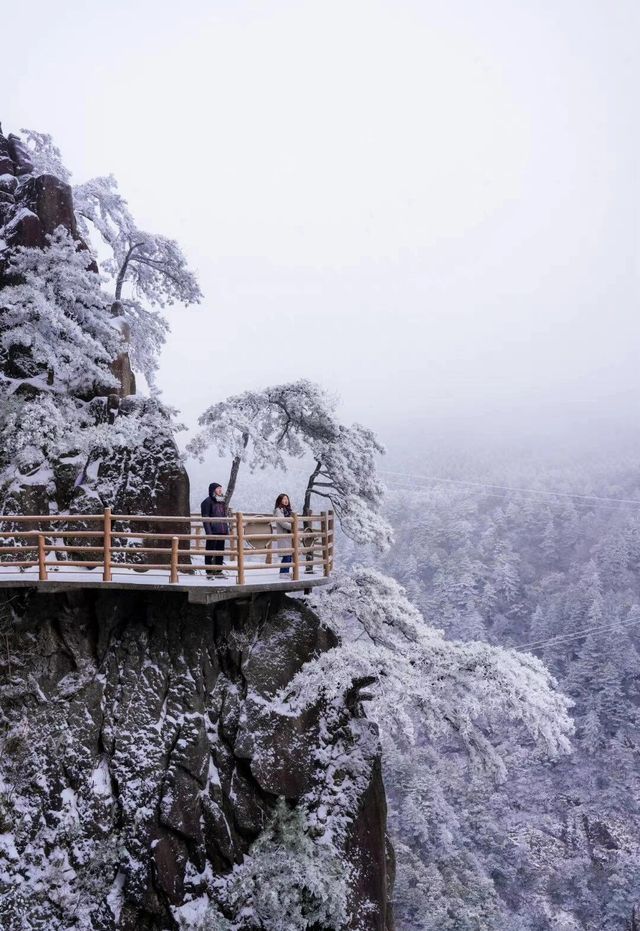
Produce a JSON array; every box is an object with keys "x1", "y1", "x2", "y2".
[{"x1": 0, "y1": 510, "x2": 335, "y2": 604}]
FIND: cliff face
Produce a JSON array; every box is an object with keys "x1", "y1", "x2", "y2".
[{"x1": 0, "y1": 588, "x2": 394, "y2": 931}]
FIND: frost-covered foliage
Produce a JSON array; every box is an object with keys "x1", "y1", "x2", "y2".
[
  {"x1": 19, "y1": 128, "x2": 201, "y2": 382},
  {"x1": 112, "y1": 296, "x2": 169, "y2": 386},
  {"x1": 372, "y1": 447, "x2": 640, "y2": 929},
  {"x1": 0, "y1": 126, "x2": 195, "y2": 514},
  {"x1": 260, "y1": 567, "x2": 573, "y2": 930},
  {"x1": 0, "y1": 228, "x2": 182, "y2": 510},
  {"x1": 74, "y1": 173, "x2": 198, "y2": 380},
  {"x1": 1, "y1": 228, "x2": 119, "y2": 392},
  {"x1": 19, "y1": 128, "x2": 71, "y2": 182},
  {"x1": 0, "y1": 230, "x2": 116, "y2": 491},
  {"x1": 291, "y1": 569, "x2": 572, "y2": 776},
  {"x1": 189, "y1": 380, "x2": 393, "y2": 548},
  {"x1": 174, "y1": 802, "x2": 349, "y2": 931},
  {"x1": 72, "y1": 174, "x2": 202, "y2": 308}
]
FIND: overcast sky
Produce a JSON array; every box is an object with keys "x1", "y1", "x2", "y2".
[{"x1": 3, "y1": 0, "x2": 639, "y2": 447}]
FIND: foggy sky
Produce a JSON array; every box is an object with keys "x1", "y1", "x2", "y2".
[{"x1": 3, "y1": 0, "x2": 639, "y2": 446}]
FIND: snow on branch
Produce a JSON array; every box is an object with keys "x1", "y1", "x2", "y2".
[
  {"x1": 73, "y1": 176, "x2": 202, "y2": 308},
  {"x1": 282, "y1": 569, "x2": 574, "y2": 781},
  {"x1": 20, "y1": 128, "x2": 202, "y2": 383},
  {"x1": 19, "y1": 128, "x2": 71, "y2": 183},
  {"x1": 1, "y1": 228, "x2": 120, "y2": 394},
  {"x1": 188, "y1": 380, "x2": 393, "y2": 548},
  {"x1": 173, "y1": 801, "x2": 349, "y2": 931}
]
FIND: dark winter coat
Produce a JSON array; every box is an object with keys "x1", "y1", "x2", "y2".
[{"x1": 201, "y1": 495, "x2": 229, "y2": 536}]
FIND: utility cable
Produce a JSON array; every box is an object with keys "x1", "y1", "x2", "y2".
[
  {"x1": 380, "y1": 470, "x2": 640, "y2": 509},
  {"x1": 513, "y1": 613, "x2": 640, "y2": 652}
]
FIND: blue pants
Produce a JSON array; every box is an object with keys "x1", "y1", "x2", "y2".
[{"x1": 280, "y1": 554, "x2": 292, "y2": 574}]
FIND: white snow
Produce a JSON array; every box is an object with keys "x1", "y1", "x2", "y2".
[
  {"x1": 3, "y1": 207, "x2": 37, "y2": 232},
  {"x1": 90, "y1": 757, "x2": 113, "y2": 798},
  {"x1": 0, "y1": 832, "x2": 19, "y2": 863},
  {"x1": 205, "y1": 754, "x2": 222, "y2": 790},
  {"x1": 0, "y1": 561, "x2": 324, "y2": 590},
  {"x1": 106, "y1": 869, "x2": 126, "y2": 922}
]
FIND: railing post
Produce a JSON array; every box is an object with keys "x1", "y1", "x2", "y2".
[
  {"x1": 328, "y1": 509, "x2": 335, "y2": 572},
  {"x1": 170, "y1": 536, "x2": 179, "y2": 584},
  {"x1": 103, "y1": 507, "x2": 112, "y2": 582},
  {"x1": 292, "y1": 512, "x2": 300, "y2": 581},
  {"x1": 236, "y1": 512, "x2": 245, "y2": 585},
  {"x1": 229, "y1": 511, "x2": 237, "y2": 572},
  {"x1": 38, "y1": 534, "x2": 47, "y2": 581},
  {"x1": 321, "y1": 511, "x2": 330, "y2": 577},
  {"x1": 304, "y1": 510, "x2": 314, "y2": 574}
]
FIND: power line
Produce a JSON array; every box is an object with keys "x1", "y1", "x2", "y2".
[
  {"x1": 382, "y1": 479, "x2": 635, "y2": 515},
  {"x1": 378, "y1": 469, "x2": 640, "y2": 648},
  {"x1": 381, "y1": 470, "x2": 640, "y2": 511},
  {"x1": 513, "y1": 613, "x2": 640, "y2": 653}
]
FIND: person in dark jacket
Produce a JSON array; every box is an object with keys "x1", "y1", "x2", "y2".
[
  {"x1": 201, "y1": 483, "x2": 229, "y2": 577},
  {"x1": 272, "y1": 493, "x2": 293, "y2": 574}
]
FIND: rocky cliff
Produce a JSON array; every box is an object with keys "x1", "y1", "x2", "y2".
[{"x1": 0, "y1": 588, "x2": 394, "y2": 930}]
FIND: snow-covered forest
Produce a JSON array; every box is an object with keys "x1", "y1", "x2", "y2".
[{"x1": 357, "y1": 441, "x2": 640, "y2": 930}]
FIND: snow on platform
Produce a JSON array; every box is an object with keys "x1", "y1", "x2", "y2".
[{"x1": 0, "y1": 563, "x2": 329, "y2": 604}]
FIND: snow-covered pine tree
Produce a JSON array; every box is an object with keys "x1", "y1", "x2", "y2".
[
  {"x1": 2, "y1": 228, "x2": 119, "y2": 394},
  {"x1": 276, "y1": 567, "x2": 573, "y2": 930},
  {"x1": 20, "y1": 128, "x2": 201, "y2": 384},
  {"x1": 0, "y1": 229, "x2": 120, "y2": 506},
  {"x1": 188, "y1": 379, "x2": 393, "y2": 548}
]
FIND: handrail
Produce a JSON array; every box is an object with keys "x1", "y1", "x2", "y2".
[{"x1": 0, "y1": 509, "x2": 335, "y2": 587}]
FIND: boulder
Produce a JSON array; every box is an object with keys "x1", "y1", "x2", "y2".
[
  {"x1": 0, "y1": 173, "x2": 18, "y2": 194},
  {"x1": 18, "y1": 173, "x2": 78, "y2": 238},
  {"x1": 3, "y1": 206, "x2": 43, "y2": 248},
  {"x1": 7, "y1": 133, "x2": 34, "y2": 175}
]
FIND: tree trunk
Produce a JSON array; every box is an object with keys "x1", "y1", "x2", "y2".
[
  {"x1": 303, "y1": 460, "x2": 323, "y2": 572},
  {"x1": 115, "y1": 242, "x2": 143, "y2": 301},
  {"x1": 225, "y1": 433, "x2": 249, "y2": 506},
  {"x1": 303, "y1": 459, "x2": 323, "y2": 516},
  {"x1": 225, "y1": 456, "x2": 241, "y2": 507}
]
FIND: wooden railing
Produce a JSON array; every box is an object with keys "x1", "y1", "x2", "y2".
[{"x1": 0, "y1": 510, "x2": 335, "y2": 586}]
